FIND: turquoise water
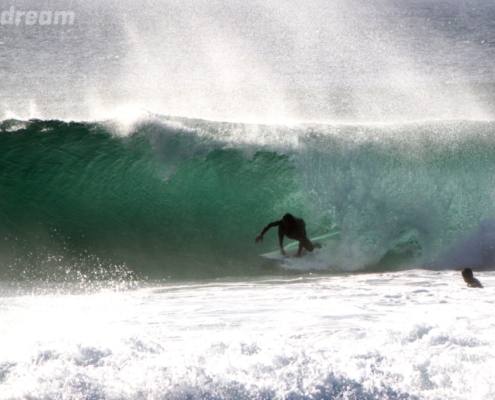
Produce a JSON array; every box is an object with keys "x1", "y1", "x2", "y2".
[
  {"x1": 0, "y1": 118, "x2": 304, "y2": 279},
  {"x1": 2, "y1": 117, "x2": 495, "y2": 280}
]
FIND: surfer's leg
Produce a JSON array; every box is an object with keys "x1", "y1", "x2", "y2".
[
  {"x1": 303, "y1": 239, "x2": 315, "y2": 252},
  {"x1": 302, "y1": 239, "x2": 322, "y2": 252},
  {"x1": 296, "y1": 241, "x2": 304, "y2": 257},
  {"x1": 278, "y1": 226, "x2": 286, "y2": 255}
]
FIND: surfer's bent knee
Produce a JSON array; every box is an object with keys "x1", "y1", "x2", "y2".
[{"x1": 304, "y1": 240, "x2": 315, "y2": 252}]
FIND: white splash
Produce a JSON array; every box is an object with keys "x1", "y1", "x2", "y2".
[{"x1": 1, "y1": 270, "x2": 494, "y2": 399}]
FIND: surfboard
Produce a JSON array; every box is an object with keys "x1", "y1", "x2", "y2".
[{"x1": 259, "y1": 231, "x2": 340, "y2": 260}]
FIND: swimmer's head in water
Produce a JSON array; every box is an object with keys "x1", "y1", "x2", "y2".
[
  {"x1": 462, "y1": 268, "x2": 474, "y2": 280},
  {"x1": 282, "y1": 213, "x2": 296, "y2": 227}
]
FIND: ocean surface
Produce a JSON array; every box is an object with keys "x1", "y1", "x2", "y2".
[{"x1": 1, "y1": 0, "x2": 495, "y2": 398}]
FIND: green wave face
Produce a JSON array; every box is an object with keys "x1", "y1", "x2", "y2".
[
  {"x1": 2, "y1": 118, "x2": 495, "y2": 280},
  {"x1": 0, "y1": 119, "x2": 307, "y2": 280}
]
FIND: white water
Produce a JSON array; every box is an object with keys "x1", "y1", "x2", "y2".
[{"x1": 1, "y1": 270, "x2": 494, "y2": 399}]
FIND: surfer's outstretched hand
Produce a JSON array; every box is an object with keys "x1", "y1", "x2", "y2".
[{"x1": 255, "y1": 235, "x2": 263, "y2": 243}]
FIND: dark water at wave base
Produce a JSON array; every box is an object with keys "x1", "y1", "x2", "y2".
[{"x1": 2, "y1": 116, "x2": 495, "y2": 281}]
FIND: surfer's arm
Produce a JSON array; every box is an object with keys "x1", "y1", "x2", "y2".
[{"x1": 255, "y1": 221, "x2": 280, "y2": 243}]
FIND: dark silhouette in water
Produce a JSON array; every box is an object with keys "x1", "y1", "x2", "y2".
[
  {"x1": 255, "y1": 213, "x2": 321, "y2": 257},
  {"x1": 461, "y1": 268, "x2": 483, "y2": 288}
]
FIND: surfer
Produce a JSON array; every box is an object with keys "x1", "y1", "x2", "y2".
[
  {"x1": 255, "y1": 213, "x2": 320, "y2": 257},
  {"x1": 461, "y1": 268, "x2": 483, "y2": 288}
]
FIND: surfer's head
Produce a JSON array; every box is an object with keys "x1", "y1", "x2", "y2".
[
  {"x1": 282, "y1": 213, "x2": 296, "y2": 227},
  {"x1": 461, "y1": 268, "x2": 474, "y2": 281}
]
